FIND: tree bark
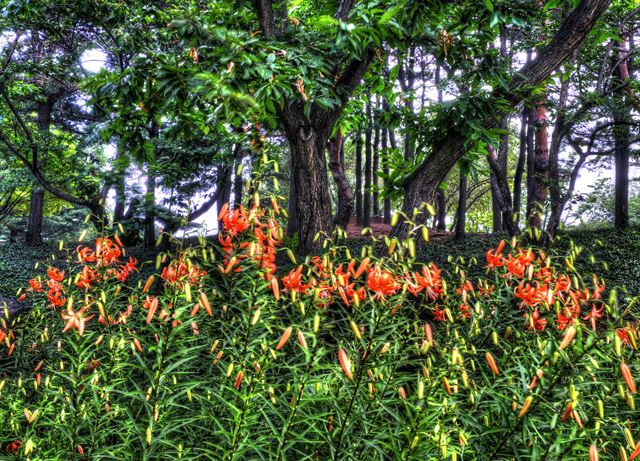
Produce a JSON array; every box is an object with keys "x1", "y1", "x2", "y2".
[
  {"x1": 529, "y1": 92, "x2": 549, "y2": 229},
  {"x1": 25, "y1": 99, "x2": 54, "y2": 246},
  {"x1": 382, "y1": 125, "x2": 391, "y2": 224},
  {"x1": 454, "y1": 171, "x2": 467, "y2": 239},
  {"x1": 363, "y1": 101, "x2": 373, "y2": 228},
  {"x1": 614, "y1": 35, "x2": 631, "y2": 229},
  {"x1": 513, "y1": 105, "x2": 528, "y2": 227},
  {"x1": 372, "y1": 114, "x2": 380, "y2": 218},
  {"x1": 233, "y1": 144, "x2": 245, "y2": 208},
  {"x1": 329, "y1": 129, "x2": 354, "y2": 228},
  {"x1": 392, "y1": 0, "x2": 611, "y2": 240},
  {"x1": 143, "y1": 120, "x2": 160, "y2": 249},
  {"x1": 355, "y1": 131, "x2": 363, "y2": 226}
]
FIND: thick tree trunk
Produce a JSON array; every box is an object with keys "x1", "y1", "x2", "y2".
[
  {"x1": 25, "y1": 188, "x2": 44, "y2": 245},
  {"x1": 329, "y1": 129, "x2": 354, "y2": 228},
  {"x1": 454, "y1": 171, "x2": 467, "y2": 239},
  {"x1": 281, "y1": 118, "x2": 333, "y2": 253},
  {"x1": 391, "y1": 0, "x2": 610, "y2": 240},
  {"x1": 363, "y1": 102, "x2": 373, "y2": 228},
  {"x1": 25, "y1": 100, "x2": 54, "y2": 246}
]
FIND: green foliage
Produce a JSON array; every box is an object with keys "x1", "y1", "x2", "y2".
[{"x1": 0, "y1": 200, "x2": 638, "y2": 460}]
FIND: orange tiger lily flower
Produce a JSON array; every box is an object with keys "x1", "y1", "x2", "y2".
[{"x1": 61, "y1": 306, "x2": 94, "y2": 336}]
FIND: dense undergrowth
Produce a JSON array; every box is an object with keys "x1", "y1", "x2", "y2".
[
  {"x1": 0, "y1": 200, "x2": 638, "y2": 460},
  {"x1": 2, "y1": 225, "x2": 639, "y2": 299}
]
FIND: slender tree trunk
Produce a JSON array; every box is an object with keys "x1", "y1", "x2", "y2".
[
  {"x1": 355, "y1": 131, "x2": 363, "y2": 226},
  {"x1": 329, "y1": 129, "x2": 354, "y2": 228},
  {"x1": 434, "y1": 64, "x2": 447, "y2": 231},
  {"x1": 382, "y1": 125, "x2": 391, "y2": 224},
  {"x1": 513, "y1": 105, "x2": 528, "y2": 227},
  {"x1": 363, "y1": 101, "x2": 372, "y2": 228},
  {"x1": 436, "y1": 189, "x2": 447, "y2": 230},
  {"x1": 614, "y1": 35, "x2": 631, "y2": 229},
  {"x1": 454, "y1": 171, "x2": 467, "y2": 239},
  {"x1": 113, "y1": 145, "x2": 127, "y2": 224},
  {"x1": 546, "y1": 56, "x2": 574, "y2": 238},
  {"x1": 372, "y1": 116, "x2": 380, "y2": 218},
  {"x1": 143, "y1": 120, "x2": 160, "y2": 249},
  {"x1": 387, "y1": 0, "x2": 610, "y2": 240},
  {"x1": 233, "y1": 145, "x2": 245, "y2": 208},
  {"x1": 525, "y1": 101, "x2": 536, "y2": 224}
]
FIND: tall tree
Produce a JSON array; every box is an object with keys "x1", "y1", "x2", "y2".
[{"x1": 392, "y1": 0, "x2": 611, "y2": 240}]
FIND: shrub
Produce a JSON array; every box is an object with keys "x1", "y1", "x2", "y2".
[{"x1": 0, "y1": 198, "x2": 638, "y2": 460}]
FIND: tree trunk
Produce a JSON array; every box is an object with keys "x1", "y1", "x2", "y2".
[
  {"x1": 372, "y1": 117, "x2": 380, "y2": 218},
  {"x1": 233, "y1": 152, "x2": 244, "y2": 208},
  {"x1": 329, "y1": 129, "x2": 354, "y2": 228},
  {"x1": 113, "y1": 145, "x2": 127, "y2": 224},
  {"x1": 25, "y1": 99, "x2": 54, "y2": 246},
  {"x1": 614, "y1": 35, "x2": 631, "y2": 229},
  {"x1": 513, "y1": 105, "x2": 528, "y2": 227},
  {"x1": 355, "y1": 131, "x2": 363, "y2": 226},
  {"x1": 529, "y1": 92, "x2": 549, "y2": 229},
  {"x1": 454, "y1": 171, "x2": 467, "y2": 239},
  {"x1": 143, "y1": 120, "x2": 160, "y2": 249},
  {"x1": 363, "y1": 102, "x2": 373, "y2": 228},
  {"x1": 382, "y1": 126, "x2": 391, "y2": 224},
  {"x1": 546, "y1": 57, "x2": 574, "y2": 238},
  {"x1": 280, "y1": 117, "x2": 333, "y2": 253},
  {"x1": 436, "y1": 189, "x2": 447, "y2": 230},
  {"x1": 391, "y1": 0, "x2": 609, "y2": 240}
]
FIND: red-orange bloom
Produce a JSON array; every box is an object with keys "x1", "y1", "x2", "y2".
[
  {"x1": 76, "y1": 265, "x2": 98, "y2": 289},
  {"x1": 506, "y1": 255, "x2": 526, "y2": 278},
  {"x1": 219, "y1": 204, "x2": 250, "y2": 236},
  {"x1": 61, "y1": 306, "x2": 94, "y2": 336},
  {"x1": 583, "y1": 303, "x2": 605, "y2": 332},
  {"x1": 486, "y1": 248, "x2": 505, "y2": 268},
  {"x1": 367, "y1": 265, "x2": 399, "y2": 299},
  {"x1": 47, "y1": 267, "x2": 65, "y2": 282},
  {"x1": 406, "y1": 264, "x2": 443, "y2": 300},
  {"x1": 28, "y1": 278, "x2": 43, "y2": 292},
  {"x1": 527, "y1": 309, "x2": 547, "y2": 332},
  {"x1": 282, "y1": 266, "x2": 315, "y2": 294},
  {"x1": 433, "y1": 306, "x2": 446, "y2": 322}
]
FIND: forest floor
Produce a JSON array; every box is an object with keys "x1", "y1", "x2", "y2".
[{"x1": 344, "y1": 218, "x2": 455, "y2": 242}]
